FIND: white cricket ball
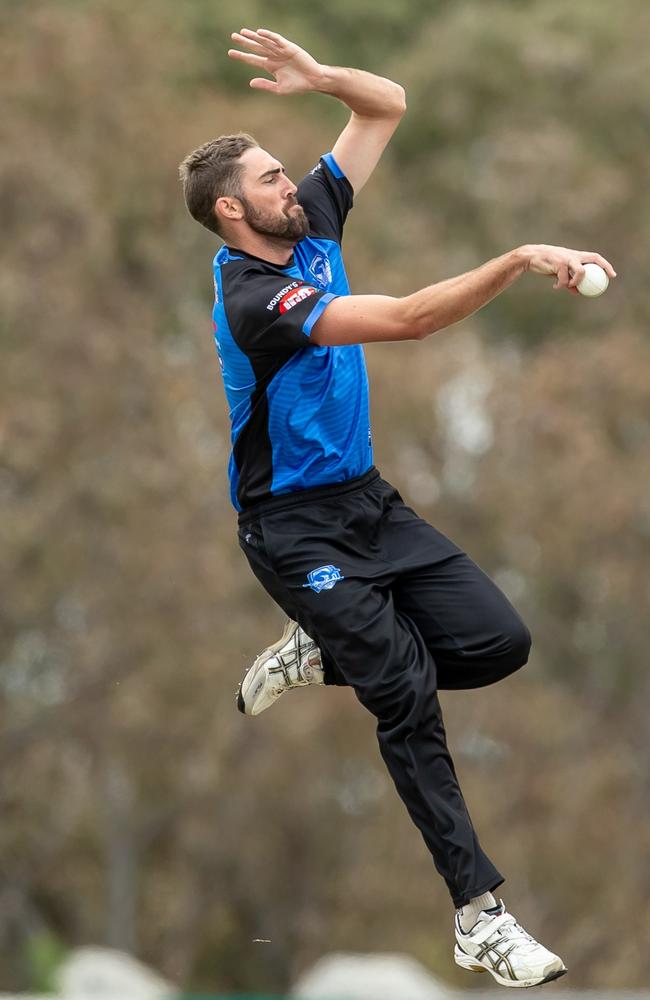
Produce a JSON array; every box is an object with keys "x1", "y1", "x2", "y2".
[{"x1": 577, "y1": 262, "x2": 609, "y2": 297}]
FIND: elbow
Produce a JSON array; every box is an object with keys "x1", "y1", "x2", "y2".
[
  {"x1": 400, "y1": 298, "x2": 433, "y2": 341},
  {"x1": 391, "y1": 299, "x2": 418, "y2": 341},
  {"x1": 379, "y1": 81, "x2": 406, "y2": 119},
  {"x1": 413, "y1": 326, "x2": 429, "y2": 342},
  {"x1": 415, "y1": 315, "x2": 445, "y2": 340},
  {"x1": 413, "y1": 314, "x2": 445, "y2": 341},
  {"x1": 404, "y1": 319, "x2": 431, "y2": 342},
  {"x1": 392, "y1": 84, "x2": 407, "y2": 118}
]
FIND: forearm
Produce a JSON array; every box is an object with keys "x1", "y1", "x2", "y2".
[
  {"x1": 315, "y1": 65, "x2": 406, "y2": 119},
  {"x1": 312, "y1": 249, "x2": 529, "y2": 346},
  {"x1": 311, "y1": 243, "x2": 615, "y2": 347},
  {"x1": 405, "y1": 248, "x2": 529, "y2": 339}
]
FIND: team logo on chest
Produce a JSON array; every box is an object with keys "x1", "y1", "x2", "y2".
[
  {"x1": 307, "y1": 253, "x2": 333, "y2": 289},
  {"x1": 303, "y1": 565, "x2": 345, "y2": 593}
]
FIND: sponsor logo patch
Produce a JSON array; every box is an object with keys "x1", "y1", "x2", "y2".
[
  {"x1": 266, "y1": 281, "x2": 300, "y2": 311},
  {"x1": 278, "y1": 285, "x2": 318, "y2": 313},
  {"x1": 303, "y1": 565, "x2": 344, "y2": 594}
]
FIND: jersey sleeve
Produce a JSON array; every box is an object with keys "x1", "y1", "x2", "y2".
[
  {"x1": 296, "y1": 152, "x2": 354, "y2": 244},
  {"x1": 222, "y1": 264, "x2": 337, "y2": 360}
]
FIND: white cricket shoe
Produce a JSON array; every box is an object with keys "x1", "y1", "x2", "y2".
[
  {"x1": 454, "y1": 901, "x2": 567, "y2": 988},
  {"x1": 237, "y1": 618, "x2": 324, "y2": 716}
]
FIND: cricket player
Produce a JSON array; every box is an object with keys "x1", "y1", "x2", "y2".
[{"x1": 179, "y1": 26, "x2": 615, "y2": 988}]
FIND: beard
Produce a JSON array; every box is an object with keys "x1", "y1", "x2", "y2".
[{"x1": 240, "y1": 195, "x2": 310, "y2": 243}]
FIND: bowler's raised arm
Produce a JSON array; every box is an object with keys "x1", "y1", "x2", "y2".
[{"x1": 228, "y1": 27, "x2": 406, "y2": 195}]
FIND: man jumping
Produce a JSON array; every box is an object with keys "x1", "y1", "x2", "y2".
[{"x1": 179, "y1": 26, "x2": 615, "y2": 988}]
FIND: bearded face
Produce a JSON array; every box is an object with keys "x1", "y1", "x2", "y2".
[{"x1": 239, "y1": 192, "x2": 310, "y2": 244}]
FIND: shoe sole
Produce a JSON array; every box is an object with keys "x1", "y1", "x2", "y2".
[
  {"x1": 455, "y1": 948, "x2": 567, "y2": 988},
  {"x1": 236, "y1": 619, "x2": 298, "y2": 716}
]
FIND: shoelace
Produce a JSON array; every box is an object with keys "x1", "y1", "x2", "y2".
[
  {"x1": 485, "y1": 913, "x2": 540, "y2": 954},
  {"x1": 270, "y1": 665, "x2": 313, "y2": 696}
]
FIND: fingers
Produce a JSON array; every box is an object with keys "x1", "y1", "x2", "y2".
[
  {"x1": 567, "y1": 258, "x2": 586, "y2": 289},
  {"x1": 256, "y1": 28, "x2": 291, "y2": 48},
  {"x1": 578, "y1": 252, "x2": 617, "y2": 278},
  {"x1": 236, "y1": 28, "x2": 287, "y2": 56},
  {"x1": 229, "y1": 30, "x2": 284, "y2": 67},
  {"x1": 553, "y1": 262, "x2": 570, "y2": 291},
  {"x1": 249, "y1": 78, "x2": 279, "y2": 93},
  {"x1": 230, "y1": 31, "x2": 268, "y2": 55},
  {"x1": 227, "y1": 48, "x2": 270, "y2": 69}
]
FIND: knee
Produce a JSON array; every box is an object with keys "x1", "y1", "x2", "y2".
[
  {"x1": 506, "y1": 619, "x2": 532, "y2": 671},
  {"x1": 480, "y1": 618, "x2": 530, "y2": 687}
]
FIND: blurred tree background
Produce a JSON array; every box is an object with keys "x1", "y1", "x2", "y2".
[{"x1": 1, "y1": 0, "x2": 649, "y2": 993}]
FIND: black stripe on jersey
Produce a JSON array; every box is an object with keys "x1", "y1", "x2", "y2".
[
  {"x1": 232, "y1": 355, "x2": 289, "y2": 509},
  {"x1": 297, "y1": 156, "x2": 353, "y2": 243}
]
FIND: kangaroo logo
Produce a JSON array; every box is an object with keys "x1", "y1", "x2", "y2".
[{"x1": 303, "y1": 565, "x2": 344, "y2": 594}]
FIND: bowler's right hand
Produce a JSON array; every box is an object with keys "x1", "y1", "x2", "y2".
[{"x1": 522, "y1": 244, "x2": 616, "y2": 293}]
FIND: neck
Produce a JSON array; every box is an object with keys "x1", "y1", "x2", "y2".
[{"x1": 227, "y1": 230, "x2": 295, "y2": 267}]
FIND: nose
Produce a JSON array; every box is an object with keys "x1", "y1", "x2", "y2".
[{"x1": 284, "y1": 178, "x2": 298, "y2": 198}]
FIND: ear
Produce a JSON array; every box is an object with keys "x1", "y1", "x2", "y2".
[{"x1": 215, "y1": 196, "x2": 243, "y2": 224}]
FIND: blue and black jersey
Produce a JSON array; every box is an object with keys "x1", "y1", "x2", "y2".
[{"x1": 212, "y1": 153, "x2": 372, "y2": 512}]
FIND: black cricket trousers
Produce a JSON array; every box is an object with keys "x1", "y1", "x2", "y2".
[{"x1": 238, "y1": 468, "x2": 531, "y2": 907}]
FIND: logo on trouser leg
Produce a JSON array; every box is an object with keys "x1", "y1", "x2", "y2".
[{"x1": 303, "y1": 565, "x2": 344, "y2": 593}]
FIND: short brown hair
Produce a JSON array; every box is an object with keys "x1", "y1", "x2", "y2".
[{"x1": 179, "y1": 132, "x2": 259, "y2": 237}]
